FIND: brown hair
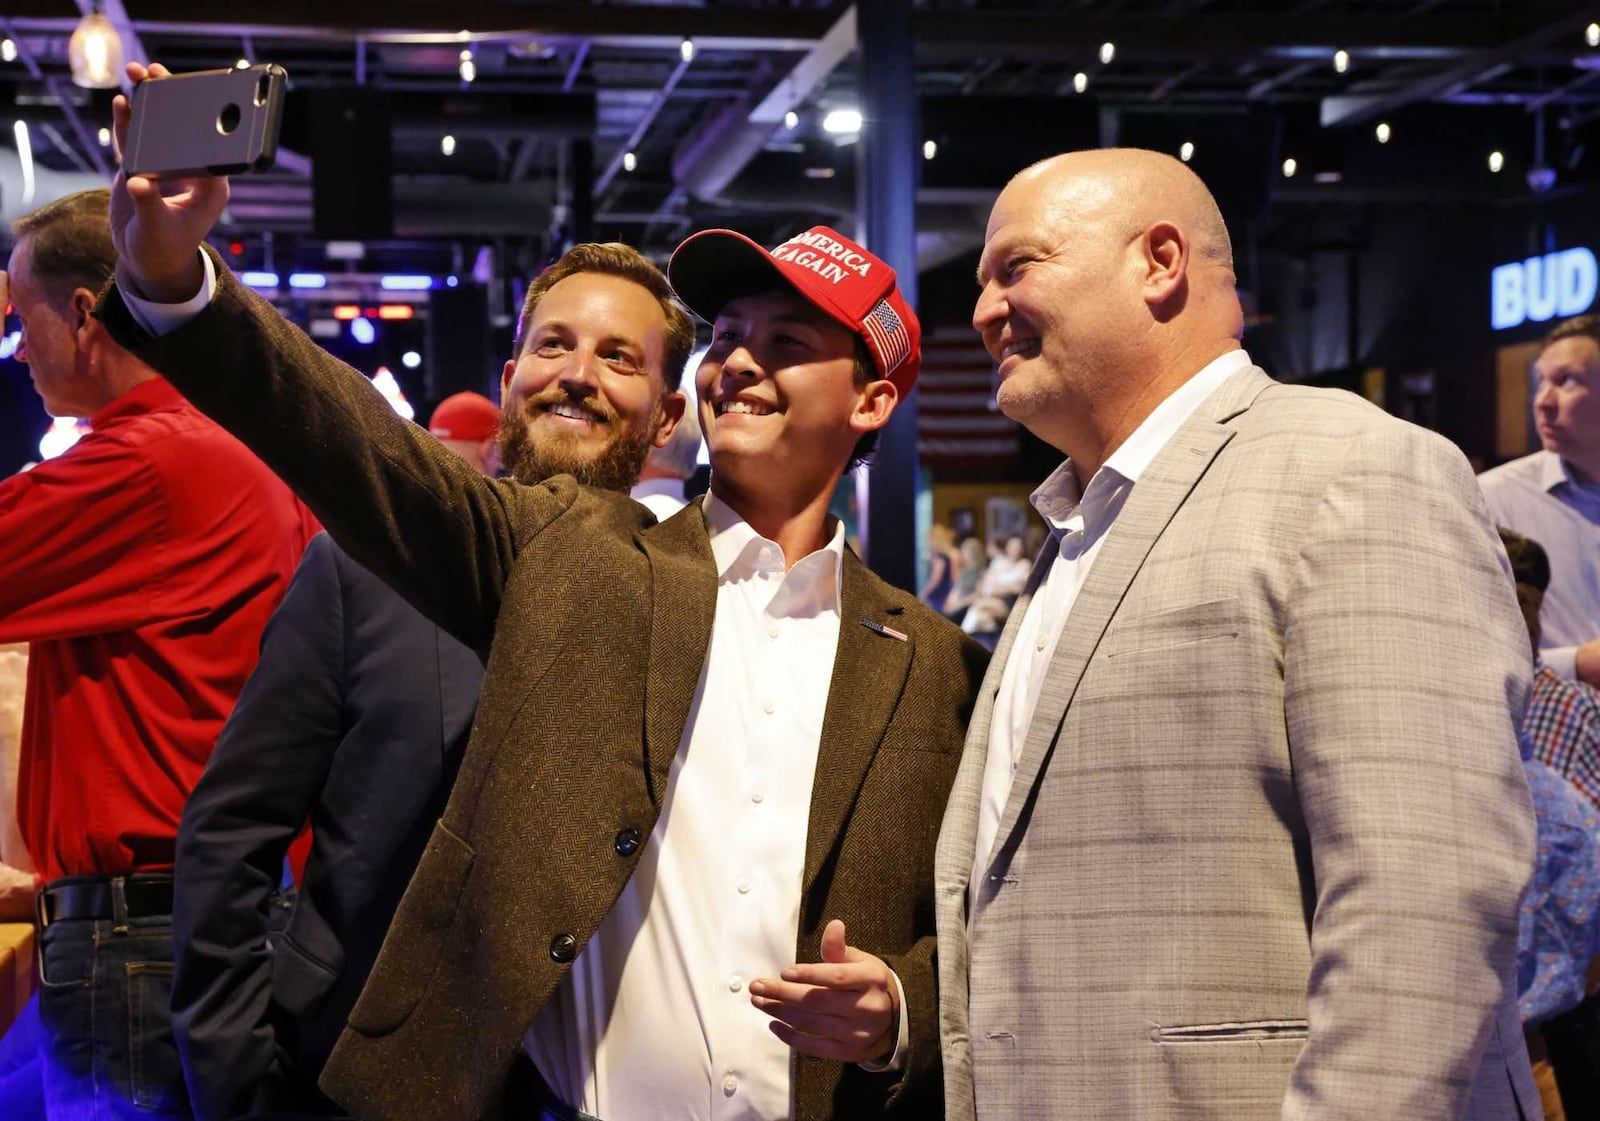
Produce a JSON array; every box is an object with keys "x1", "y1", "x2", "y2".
[
  {"x1": 1542, "y1": 313, "x2": 1600, "y2": 355},
  {"x1": 10, "y1": 188, "x2": 117, "y2": 305},
  {"x1": 514, "y1": 242, "x2": 696, "y2": 392}
]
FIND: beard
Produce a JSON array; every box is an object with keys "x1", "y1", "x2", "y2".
[{"x1": 496, "y1": 387, "x2": 660, "y2": 493}]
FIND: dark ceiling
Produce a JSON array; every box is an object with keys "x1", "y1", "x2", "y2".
[{"x1": 3, "y1": 1, "x2": 1600, "y2": 281}]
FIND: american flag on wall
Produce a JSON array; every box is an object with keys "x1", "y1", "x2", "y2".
[{"x1": 916, "y1": 325, "x2": 1020, "y2": 467}]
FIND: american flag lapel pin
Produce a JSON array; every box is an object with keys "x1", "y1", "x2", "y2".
[{"x1": 861, "y1": 616, "x2": 909, "y2": 642}]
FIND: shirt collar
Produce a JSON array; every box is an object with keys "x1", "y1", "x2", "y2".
[
  {"x1": 1028, "y1": 349, "x2": 1253, "y2": 529},
  {"x1": 703, "y1": 490, "x2": 846, "y2": 608},
  {"x1": 631, "y1": 478, "x2": 688, "y2": 503},
  {"x1": 89, "y1": 376, "x2": 183, "y2": 427},
  {"x1": 1100, "y1": 348, "x2": 1253, "y2": 485},
  {"x1": 1540, "y1": 450, "x2": 1577, "y2": 494}
]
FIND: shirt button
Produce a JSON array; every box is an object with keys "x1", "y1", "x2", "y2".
[
  {"x1": 722, "y1": 1075, "x2": 739, "y2": 1096},
  {"x1": 737, "y1": 880, "x2": 752, "y2": 894},
  {"x1": 548, "y1": 933, "x2": 577, "y2": 963},
  {"x1": 613, "y1": 827, "x2": 641, "y2": 857},
  {"x1": 768, "y1": 626, "x2": 779, "y2": 639},
  {"x1": 750, "y1": 791, "x2": 765, "y2": 804},
  {"x1": 1036, "y1": 637, "x2": 1047, "y2": 651},
  {"x1": 762, "y1": 700, "x2": 775, "y2": 714},
  {"x1": 728, "y1": 975, "x2": 743, "y2": 992}
]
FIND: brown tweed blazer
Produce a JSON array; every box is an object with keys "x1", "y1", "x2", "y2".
[{"x1": 97, "y1": 258, "x2": 988, "y2": 1121}]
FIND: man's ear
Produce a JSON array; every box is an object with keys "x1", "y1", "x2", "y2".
[
  {"x1": 851, "y1": 379, "x2": 899, "y2": 436},
  {"x1": 500, "y1": 358, "x2": 517, "y2": 401},
  {"x1": 71, "y1": 287, "x2": 99, "y2": 339},
  {"x1": 652, "y1": 390, "x2": 687, "y2": 448},
  {"x1": 1141, "y1": 221, "x2": 1189, "y2": 309}
]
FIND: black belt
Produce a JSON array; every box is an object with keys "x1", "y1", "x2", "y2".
[{"x1": 36, "y1": 874, "x2": 174, "y2": 929}]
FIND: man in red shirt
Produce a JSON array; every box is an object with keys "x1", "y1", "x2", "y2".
[{"x1": 0, "y1": 188, "x2": 316, "y2": 1119}]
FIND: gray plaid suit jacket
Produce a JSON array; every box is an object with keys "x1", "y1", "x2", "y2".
[{"x1": 935, "y1": 366, "x2": 1540, "y2": 1121}]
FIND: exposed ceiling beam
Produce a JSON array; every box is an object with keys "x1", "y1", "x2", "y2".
[
  {"x1": 1319, "y1": 9, "x2": 1595, "y2": 127},
  {"x1": 0, "y1": 15, "x2": 109, "y2": 177},
  {"x1": 594, "y1": 52, "x2": 693, "y2": 195}
]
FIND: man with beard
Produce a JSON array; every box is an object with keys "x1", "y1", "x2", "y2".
[
  {"x1": 169, "y1": 244, "x2": 692, "y2": 1121},
  {"x1": 98, "y1": 61, "x2": 984, "y2": 1121}
]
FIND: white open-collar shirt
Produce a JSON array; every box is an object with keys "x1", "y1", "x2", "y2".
[
  {"x1": 972, "y1": 349, "x2": 1252, "y2": 884},
  {"x1": 525, "y1": 492, "x2": 848, "y2": 1121}
]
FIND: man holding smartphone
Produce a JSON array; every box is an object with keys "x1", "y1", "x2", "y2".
[{"x1": 104, "y1": 62, "x2": 984, "y2": 1121}]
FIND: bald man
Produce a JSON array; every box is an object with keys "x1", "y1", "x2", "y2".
[{"x1": 934, "y1": 149, "x2": 1539, "y2": 1121}]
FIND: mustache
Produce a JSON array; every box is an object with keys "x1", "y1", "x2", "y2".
[{"x1": 516, "y1": 386, "x2": 616, "y2": 425}]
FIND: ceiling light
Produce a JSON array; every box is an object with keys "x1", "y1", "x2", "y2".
[
  {"x1": 68, "y1": 7, "x2": 125, "y2": 90},
  {"x1": 822, "y1": 108, "x2": 862, "y2": 134},
  {"x1": 0, "y1": 39, "x2": 16, "y2": 64},
  {"x1": 402, "y1": 350, "x2": 422, "y2": 370},
  {"x1": 1589, "y1": 22, "x2": 1600, "y2": 48},
  {"x1": 97, "y1": 126, "x2": 111, "y2": 147},
  {"x1": 1333, "y1": 49, "x2": 1350, "y2": 74},
  {"x1": 622, "y1": 150, "x2": 637, "y2": 172},
  {"x1": 679, "y1": 38, "x2": 696, "y2": 63},
  {"x1": 1375, "y1": 121, "x2": 1391, "y2": 144},
  {"x1": 923, "y1": 139, "x2": 937, "y2": 160},
  {"x1": 1073, "y1": 71, "x2": 1089, "y2": 94},
  {"x1": 1099, "y1": 41, "x2": 1115, "y2": 65},
  {"x1": 1488, "y1": 150, "x2": 1504, "y2": 173},
  {"x1": 804, "y1": 167, "x2": 836, "y2": 179},
  {"x1": 459, "y1": 58, "x2": 476, "y2": 83},
  {"x1": 783, "y1": 110, "x2": 799, "y2": 130},
  {"x1": 13, "y1": 121, "x2": 34, "y2": 206},
  {"x1": 1281, "y1": 157, "x2": 1298, "y2": 178},
  {"x1": 1179, "y1": 140, "x2": 1194, "y2": 163},
  {"x1": 235, "y1": 58, "x2": 250, "y2": 70},
  {"x1": 440, "y1": 133, "x2": 456, "y2": 156}
]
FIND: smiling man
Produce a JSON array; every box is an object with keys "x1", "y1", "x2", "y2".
[
  {"x1": 1480, "y1": 314, "x2": 1600, "y2": 689},
  {"x1": 97, "y1": 62, "x2": 984, "y2": 1121},
  {"x1": 934, "y1": 148, "x2": 1537, "y2": 1121}
]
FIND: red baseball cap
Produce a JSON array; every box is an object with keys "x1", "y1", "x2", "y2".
[
  {"x1": 428, "y1": 392, "x2": 500, "y2": 441},
  {"x1": 667, "y1": 225, "x2": 921, "y2": 396}
]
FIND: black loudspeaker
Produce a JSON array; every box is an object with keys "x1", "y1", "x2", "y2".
[
  {"x1": 309, "y1": 89, "x2": 393, "y2": 240},
  {"x1": 426, "y1": 284, "x2": 496, "y2": 403}
]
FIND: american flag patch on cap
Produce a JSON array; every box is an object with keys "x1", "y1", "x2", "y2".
[{"x1": 862, "y1": 298, "x2": 912, "y2": 376}]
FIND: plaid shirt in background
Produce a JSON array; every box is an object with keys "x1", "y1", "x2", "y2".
[{"x1": 1527, "y1": 665, "x2": 1600, "y2": 812}]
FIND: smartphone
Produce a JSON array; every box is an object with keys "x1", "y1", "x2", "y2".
[{"x1": 123, "y1": 64, "x2": 288, "y2": 178}]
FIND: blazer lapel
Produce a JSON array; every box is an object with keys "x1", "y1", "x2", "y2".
[
  {"x1": 800, "y1": 551, "x2": 913, "y2": 911},
  {"x1": 985, "y1": 367, "x2": 1272, "y2": 867},
  {"x1": 638, "y1": 499, "x2": 718, "y2": 806}
]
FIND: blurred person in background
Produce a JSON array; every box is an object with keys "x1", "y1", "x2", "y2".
[
  {"x1": 1481, "y1": 315, "x2": 1600, "y2": 689},
  {"x1": 918, "y1": 523, "x2": 956, "y2": 613},
  {"x1": 426, "y1": 391, "x2": 501, "y2": 475},
  {"x1": 1500, "y1": 529, "x2": 1600, "y2": 1121},
  {"x1": 942, "y1": 536, "x2": 988, "y2": 623},
  {"x1": 630, "y1": 393, "x2": 702, "y2": 519},
  {"x1": 0, "y1": 189, "x2": 316, "y2": 1120}
]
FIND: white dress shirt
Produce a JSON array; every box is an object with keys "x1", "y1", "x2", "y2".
[
  {"x1": 972, "y1": 349, "x2": 1253, "y2": 884},
  {"x1": 631, "y1": 477, "x2": 690, "y2": 521},
  {"x1": 525, "y1": 493, "x2": 846, "y2": 1121},
  {"x1": 1479, "y1": 449, "x2": 1600, "y2": 680}
]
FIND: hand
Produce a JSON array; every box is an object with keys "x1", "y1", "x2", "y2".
[
  {"x1": 749, "y1": 918, "x2": 899, "y2": 1064},
  {"x1": 109, "y1": 62, "x2": 229, "y2": 302},
  {"x1": 1576, "y1": 638, "x2": 1600, "y2": 689},
  {"x1": 0, "y1": 863, "x2": 36, "y2": 922}
]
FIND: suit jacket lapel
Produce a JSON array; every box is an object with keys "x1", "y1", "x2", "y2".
[
  {"x1": 985, "y1": 367, "x2": 1272, "y2": 865},
  {"x1": 638, "y1": 499, "x2": 718, "y2": 806},
  {"x1": 801, "y1": 551, "x2": 913, "y2": 912}
]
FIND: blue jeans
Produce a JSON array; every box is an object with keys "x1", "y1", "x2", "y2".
[{"x1": 0, "y1": 913, "x2": 192, "y2": 1120}]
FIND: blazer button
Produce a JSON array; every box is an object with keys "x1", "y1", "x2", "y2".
[
  {"x1": 548, "y1": 933, "x2": 577, "y2": 963},
  {"x1": 614, "y1": 827, "x2": 641, "y2": 857}
]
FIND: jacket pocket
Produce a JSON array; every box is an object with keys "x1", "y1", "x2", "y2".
[
  {"x1": 271, "y1": 932, "x2": 341, "y2": 1018},
  {"x1": 1152, "y1": 1019, "x2": 1309, "y2": 1043},
  {"x1": 1101, "y1": 598, "x2": 1240, "y2": 660},
  {"x1": 345, "y1": 820, "x2": 474, "y2": 1036}
]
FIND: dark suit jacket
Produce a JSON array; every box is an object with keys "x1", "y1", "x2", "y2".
[
  {"x1": 172, "y1": 531, "x2": 485, "y2": 1121},
  {"x1": 99, "y1": 256, "x2": 988, "y2": 1121}
]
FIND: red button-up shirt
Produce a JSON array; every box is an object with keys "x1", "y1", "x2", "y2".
[{"x1": 0, "y1": 377, "x2": 317, "y2": 881}]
